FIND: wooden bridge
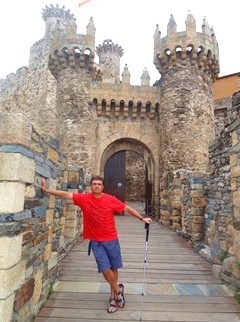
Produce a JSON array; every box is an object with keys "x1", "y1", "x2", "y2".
[{"x1": 35, "y1": 214, "x2": 240, "y2": 322}]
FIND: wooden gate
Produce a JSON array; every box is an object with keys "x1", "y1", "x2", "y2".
[{"x1": 104, "y1": 151, "x2": 126, "y2": 202}]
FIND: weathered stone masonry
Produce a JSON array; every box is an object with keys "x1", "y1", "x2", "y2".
[
  {"x1": 0, "y1": 126, "x2": 82, "y2": 321},
  {"x1": 1, "y1": 4, "x2": 240, "y2": 321}
]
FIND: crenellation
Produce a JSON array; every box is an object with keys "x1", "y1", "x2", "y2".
[
  {"x1": 42, "y1": 4, "x2": 76, "y2": 23},
  {"x1": 154, "y1": 14, "x2": 220, "y2": 81},
  {"x1": 1, "y1": 5, "x2": 240, "y2": 320},
  {"x1": 94, "y1": 98, "x2": 158, "y2": 119}
]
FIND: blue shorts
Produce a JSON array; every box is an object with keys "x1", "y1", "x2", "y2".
[{"x1": 90, "y1": 239, "x2": 123, "y2": 273}]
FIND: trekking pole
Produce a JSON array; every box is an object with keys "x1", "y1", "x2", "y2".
[{"x1": 139, "y1": 222, "x2": 150, "y2": 322}]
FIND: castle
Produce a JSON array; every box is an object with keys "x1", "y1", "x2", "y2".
[{"x1": 0, "y1": 4, "x2": 240, "y2": 320}]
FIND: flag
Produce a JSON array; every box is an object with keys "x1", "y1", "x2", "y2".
[{"x1": 78, "y1": 0, "x2": 92, "y2": 7}]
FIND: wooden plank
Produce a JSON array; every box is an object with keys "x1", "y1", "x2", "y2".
[
  {"x1": 43, "y1": 299, "x2": 240, "y2": 313},
  {"x1": 36, "y1": 213, "x2": 240, "y2": 322},
  {"x1": 37, "y1": 307, "x2": 240, "y2": 321}
]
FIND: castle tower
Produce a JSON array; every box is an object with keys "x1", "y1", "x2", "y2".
[
  {"x1": 42, "y1": 4, "x2": 77, "y2": 38},
  {"x1": 46, "y1": 5, "x2": 98, "y2": 176},
  {"x1": 27, "y1": 4, "x2": 79, "y2": 137},
  {"x1": 122, "y1": 64, "x2": 131, "y2": 84},
  {"x1": 141, "y1": 68, "x2": 150, "y2": 86},
  {"x1": 154, "y1": 12, "x2": 220, "y2": 173},
  {"x1": 96, "y1": 39, "x2": 123, "y2": 83}
]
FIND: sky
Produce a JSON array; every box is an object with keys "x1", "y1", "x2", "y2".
[{"x1": 0, "y1": 0, "x2": 239, "y2": 85}]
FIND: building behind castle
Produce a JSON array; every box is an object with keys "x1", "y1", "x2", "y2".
[{"x1": 0, "y1": 4, "x2": 240, "y2": 321}]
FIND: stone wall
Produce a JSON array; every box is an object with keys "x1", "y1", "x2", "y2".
[
  {"x1": 206, "y1": 91, "x2": 240, "y2": 290},
  {"x1": 214, "y1": 97, "x2": 232, "y2": 139},
  {"x1": 125, "y1": 151, "x2": 145, "y2": 202},
  {"x1": 0, "y1": 126, "x2": 82, "y2": 321},
  {"x1": 160, "y1": 169, "x2": 207, "y2": 241}
]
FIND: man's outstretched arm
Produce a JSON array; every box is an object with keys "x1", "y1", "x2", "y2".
[
  {"x1": 124, "y1": 205, "x2": 152, "y2": 224},
  {"x1": 41, "y1": 178, "x2": 73, "y2": 200}
]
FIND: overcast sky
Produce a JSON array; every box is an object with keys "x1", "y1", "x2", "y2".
[{"x1": 0, "y1": 0, "x2": 239, "y2": 85}]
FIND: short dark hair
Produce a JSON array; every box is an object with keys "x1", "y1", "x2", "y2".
[{"x1": 90, "y1": 175, "x2": 104, "y2": 185}]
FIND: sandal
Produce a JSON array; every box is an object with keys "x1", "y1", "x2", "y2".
[
  {"x1": 107, "y1": 298, "x2": 117, "y2": 313},
  {"x1": 115, "y1": 283, "x2": 125, "y2": 308}
]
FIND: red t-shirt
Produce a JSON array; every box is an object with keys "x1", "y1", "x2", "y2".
[{"x1": 73, "y1": 193, "x2": 125, "y2": 241}]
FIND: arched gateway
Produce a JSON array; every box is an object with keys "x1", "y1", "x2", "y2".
[{"x1": 100, "y1": 138, "x2": 157, "y2": 216}]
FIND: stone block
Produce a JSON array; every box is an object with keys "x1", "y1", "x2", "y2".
[
  {"x1": 67, "y1": 204, "x2": 79, "y2": 211},
  {"x1": 230, "y1": 154, "x2": 238, "y2": 167},
  {"x1": 0, "y1": 293, "x2": 14, "y2": 322},
  {"x1": 46, "y1": 209, "x2": 54, "y2": 225},
  {"x1": 231, "y1": 178, "x2": 237, "y2": 191},
  {"x1": 231, "y1": 165, "x2": 240, "y2": 178},
  {"x1": 191, "y1": 222, "x2": 204, "y2": 233},
  {"x1": 64, "y1": 226, "x2": 77, "y2": 238},
  {"x1": 191, "y1": 190, "x2": 204, "y2": 197},
  {"x1": 231, "y1": 131, "x2": 238, "y2": 146},
  {"x1": 48, "y1": 225, "x2": 54, "y2": 242},
  {"x1": 191, "y1": 207, "x2": 205, "y2": 216},
  {"x1": 192, "y1": 216, "x2": 204, "y2": 224},
  {"x1": 171, "y1": 200, "x2": 182, "y2": 210},
  {"x1": 65, "y1": 210, "x2": 77, "y2": 220},
  {"x1": 0, "y1": 153, "x2": 35, "y2": 183},
  {"x1": 59, "y1": 236, "x2": 65, "y2": 248},
  {"x1": 234, "y1": 207, "x2": 240, "y2": 219},
  {"x1": 192, "y1": 197, "x2": 206, "y2": 208},
  {"x1": 0, "y1": 113, "x2": 31, "y2": 146},
  {"x1": 48, "y1": 195, "x2": 56, "y2": 209},
  {"x1": 233, "y1": 191, "x2": 240, "y2": 208},
  {"x1": 44, "y1": 243, "x2": 52, "y2": 261},
  {"x1": 32, "y1": 270, "x2": 43, "y2": 304},
  {"x1": 0, "y1": 262, "x2": 25, "y2": 299},
  {"x1": 48, "y1": 252, "x2": 58, "y2": 270},
  {"x1": 0, "y1": 182, "x2": 25, "y2": 213},
  {"x1": 47, "y1": 147, "x2": 59, "y2": 164},
  {"x1": 14, "y1": 277, "x2": 35, "y2": 311},
  {"x1": 68, "y1": 171, "x2": 79, "y2": 183},
  {"x1": 0, "y1": 235, "x2": 22, "y2": 269},
  {"x1": 65, "y1": 219, "x2": 77, "y2": 228}
]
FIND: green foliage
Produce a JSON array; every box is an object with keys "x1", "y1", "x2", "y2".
[{"x1": 234, "y1": 292, "x2": 240, "y2": 303}]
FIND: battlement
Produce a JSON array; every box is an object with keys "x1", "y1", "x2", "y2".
[
  {"x1": 42, "y1": 4, "x2": 76, "y2": 23},
  {"x1": 96, "y1": 39, "x2": 124, "y2": 57},
  {"x1": 48, "y1": 45, "x2": 95, "y2": 78},
  {"x1": 96, "y1": 40, "x2": 124, "y2": 84},
  {"x1": 154, "y1": 12, "x2": 220, "y2": 81},
  {"x1": 93, "y1": 98, "x2": 159, "y2": 119},
  {"x1": 0, "y1": 67, "x2": 29, "y2": 93}
]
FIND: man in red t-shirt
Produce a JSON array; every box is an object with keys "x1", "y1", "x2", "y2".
[{"x1": 42, "y1": 175, "x2": 152, "y2": 313}]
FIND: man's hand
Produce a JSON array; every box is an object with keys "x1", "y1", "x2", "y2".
[
  {"x1": 41, "y1": 178, "x2": 73, "y2": 200},
  {"x1": 142, "y1": 217, "x2": 152, "y2": 224},
  {"x1": 41, "y1": 178, "x2": 47, "y2": 193}
]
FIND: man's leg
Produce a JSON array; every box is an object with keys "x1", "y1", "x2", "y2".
[
  {"x1": 102, "y1": 268, "x2": 119, "y2": 296},
  {"x1": 102, "y1": 268, "x2": 124, "y2": 308},
  {"x1": 102, "y1": 268, "x2": 119, "y2": 313}
]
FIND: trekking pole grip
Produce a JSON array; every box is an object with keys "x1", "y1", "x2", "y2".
[{"x1": 145, "y1": 223, "x2": 150, "y2": 242}]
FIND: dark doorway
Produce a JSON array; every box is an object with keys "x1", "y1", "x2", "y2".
[
  {"x1": 104, "y1": 151, "x2": 126, "y2": 202},
  {"x1": 145, "y1": 165, "x2": 152, "y2": 215}
]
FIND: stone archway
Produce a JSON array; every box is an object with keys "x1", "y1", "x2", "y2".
[{"x1": 99, "y1": 138, "x2": 156, "y2": 216}]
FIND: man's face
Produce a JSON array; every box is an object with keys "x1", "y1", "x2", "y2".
[{"x1": 91, "y1": 180, "x2": 104, "y2": 194}]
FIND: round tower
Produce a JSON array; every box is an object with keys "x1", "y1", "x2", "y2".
[
  {"x1": 96, "y1": 39, "x2": 123, "y2": 84},
  {"x1": 42, "y1": 4, "x2": 77, "y2": 38},
  {"x1": 154, "y1": 12, "x2": 220, "y2": 173},
  {"x1": 46, "y1": 5, "x2": 98, "y2": 177}
]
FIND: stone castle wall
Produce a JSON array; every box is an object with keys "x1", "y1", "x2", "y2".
[
  {"x1": 0, "y1": 126, "x2": 82, "y2": 321},
  {"x1": 209, "y1": 91, "x2": 240, "y2": 289},
  {"x1": 1, "y1": 4, "x2": 240, "y2": 320}
]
